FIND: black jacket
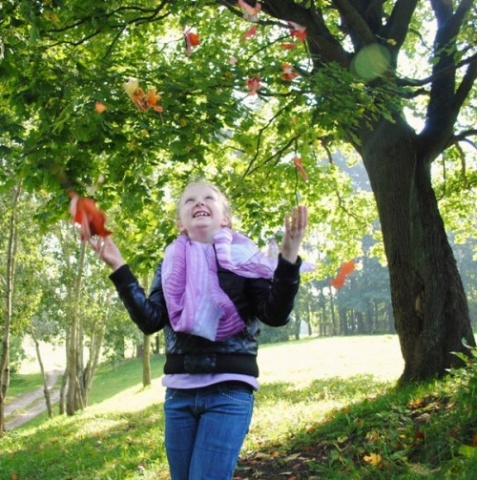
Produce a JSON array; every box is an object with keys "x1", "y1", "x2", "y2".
[{"x1": 110, "y1": 254, "x2": 301, "y2": 377}]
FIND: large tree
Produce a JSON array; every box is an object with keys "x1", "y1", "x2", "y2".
[{"x1": 1, "y1": 0, "x2": 476, "y2": 384}]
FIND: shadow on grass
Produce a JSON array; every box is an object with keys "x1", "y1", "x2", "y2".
[
  {"x1": 3, "y1": 373, "x2": 477, "y2": 480},
  {"x1": 1, "y1": 402, "x2": 168, "y2": 480},
  {"x1": 237, "y1": 377, "x2": 477, "y2": 480}
]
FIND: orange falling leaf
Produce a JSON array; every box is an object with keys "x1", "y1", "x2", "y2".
[
  {"x1": 341, "y1": 260, "x2": 356, "y2": 276},
  {"x1": 280, "y1": 43, "x2": 297, "y2": 50},
  {"x1": 94, "y1": 101, "x2": 107, "y2": 114},
  {"x1": 237, "y1": 0, "x2": 261, "y2": 22},
  {"x1": 331, "y1": 260, "x2": 355, "y2": 289},
  {"x1": 68, "y1": 191, "x2": 112, "y2": 241},
  {"x1": 330, "y1": 275, "x2": 346, "y2": 289},
  {"x1": 289, "y1": 21, "x2": 308, "y2": 41},
  {"x1": 282, "y1": 63, "x2": 298, "y2": 81},
  {"x1": 123, "y1": 78, "x2": 163, "y2": 113},
  {"x1": 184, "y1": 27, "x2": 200, "y2": 56},
  {"x1": 146, "y1": 87, "x2": 163, "y2": 113},
  {"x1": 242, "y1": 24, "x2": 257, "y2": 40},
  {"x1": 292, "y1": 155, "x2": 309, "y2": 181},
  {"x1": 246, "y1": 76, "x2": 261, "y2": 95}
]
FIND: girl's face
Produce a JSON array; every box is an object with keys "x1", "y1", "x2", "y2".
[{"x1": 178, "y1": 184, "x2": 229, "y2": 242}]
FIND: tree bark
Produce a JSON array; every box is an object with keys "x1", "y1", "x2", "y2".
[
  {"x1": 142, "y1": 334, "x2": 151, "y2": 387},
  {"x1": 0, "y1": 186, "x2": 20, "y2": 436},
  {"x1": 66, "y1": 242, "x2": 86, "y2": 415},
  {"x1": 31, "y1": 331, "x2": 53, "y2": 419},
  {"x1": 361, "y1": 118, "x2": 475, "y2": 382}
]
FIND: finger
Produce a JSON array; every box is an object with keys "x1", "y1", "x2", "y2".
[
  {"x1": 299, "y1": 205, "x2": 308, "y2": 228},
  {"x1": 87, "y1": 237, "x2": 99, "y2": 253},
  {"x1": 284, "y1": 212, "x2": 291, "y2": 232}
]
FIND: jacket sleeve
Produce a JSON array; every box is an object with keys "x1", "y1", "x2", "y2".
[
  {"x1": 247, "y1": 254, "x2": 301, "y2": 327},
  {"x1": 109, "y1": 263, "x2": 169, "y2": 335}
]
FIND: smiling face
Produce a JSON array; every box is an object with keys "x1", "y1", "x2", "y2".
[{"x1": 177, "y1": 182, "x2": 231, "y2": 243}]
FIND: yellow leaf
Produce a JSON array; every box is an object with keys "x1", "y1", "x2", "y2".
[{"x1": 363, "y1": 453, "x2": 382, "y2": 466}]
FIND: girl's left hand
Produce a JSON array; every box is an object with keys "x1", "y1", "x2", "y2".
[{"x1": 280, "y1": 205, "x2": 308, "y2": 264}]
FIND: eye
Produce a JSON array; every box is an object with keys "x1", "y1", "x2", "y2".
[{"x1": 184, "y1": 197, "x2": 194, "y2": 203}]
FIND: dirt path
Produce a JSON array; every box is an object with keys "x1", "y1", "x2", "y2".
[{"x1": 5, "y1": 369, "x2": 63, "y2": 430}]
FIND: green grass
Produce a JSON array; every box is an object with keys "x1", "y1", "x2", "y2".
[
  {"x1": 2, "y1": 335, "x2": 477, "y2": 479},
  {"x1": 4, "y1": 372, "x2": 44, "y2": 404}
]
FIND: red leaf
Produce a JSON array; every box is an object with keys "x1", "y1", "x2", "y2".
[
  {"x1": 183, "y1": 27, "x2": 200, "y2": 56},
  {"x1": 246, "y1": 76, "x2": 261, "y2": 95},
  {"x1": 242, "y1": 25, "x2": 257, "y2": 40},
  {"x1": 292, "y1": 156, "x2": 309, "y2": 181},
  {"x1": 288, "y1": 21, "x2": 307, "y2": 41},
  {"x1": 282, "y1": 63, "x2": 298, "y2": 81},
  {"x1": 340, "y1": 260, "x2": 355, "y2": 276},
  {"x1": 69, "y1": 191, "x2": 112, "y2": 241},
  {"x1": 331, "y1": 260, "x2": 355, "y2": 289},
  {"x1": 330, "y1": 276, "x2": 346, "y2": 289}
]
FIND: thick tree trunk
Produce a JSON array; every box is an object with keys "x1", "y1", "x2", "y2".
[{"x1": 362, "y1": 119, "x2": 475, "y2": 383}]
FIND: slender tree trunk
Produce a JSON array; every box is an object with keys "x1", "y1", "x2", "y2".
[
  {"x1": 142, "y1": 335, "x2": 151, "y2": 387},
  {"x1": 0, "y1": 186, "x2": 20, "y2": 436},
  {"x1": 66, "y1": 242, "x2": 86, "y2": 415},
  {"x1": 59, "y1": 366, "x2": 68, "y2": 415},
  {"x1": 82, "y1": 321, "x2": 105, "y2": 406},
  {"x1": 141, "y1": 273, "x2": 151, "y2": 387},
  {"x1": 362, "y1": 119, "x2": 475, "y2": 382},
  {"x1": 31, "y1": 331, "x2": 53, "y2": 419},
  {"x1": 329, "y1": 293, "x2": 337, "y2": 335},
  {"x1": 294, "y1": 309, "x2": 301, "y2": 340}
]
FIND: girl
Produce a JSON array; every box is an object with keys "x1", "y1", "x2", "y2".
[{"x1": 91, "y1": 180, "x2": 308, "y2": 480}]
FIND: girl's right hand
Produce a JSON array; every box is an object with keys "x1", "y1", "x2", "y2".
[{"x1": 89, "y1": 236, "x2": 125, "y2": 271}]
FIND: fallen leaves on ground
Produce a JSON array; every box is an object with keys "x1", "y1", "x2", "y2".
[{"x1": 234, "y1": 393, "x2": 463, "y2": 479}]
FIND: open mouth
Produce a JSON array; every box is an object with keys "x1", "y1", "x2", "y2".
[{"x1": 193, "y1": 211, "x2": 210, "y2": 218}]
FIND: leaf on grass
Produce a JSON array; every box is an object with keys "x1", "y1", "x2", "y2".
[
  {"x1": 363, "y1": 452, "x2": 382, "y2": 466},
  {"x1": 458, "y1": 444, "x2": 477, "y2": 458},
  {"x1": 252, "y1": 451, "x2": 273, "y2": 460},
  {"x1": 284, "y1": 453, "x2": 301, "y2": 461}
]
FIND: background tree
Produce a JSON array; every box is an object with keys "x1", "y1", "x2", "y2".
[{"x1": 0, "y1": 1, "x2": 476, "y2": 385}]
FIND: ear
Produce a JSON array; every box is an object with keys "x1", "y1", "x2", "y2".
[{"x1": 221, "y1": 215, "x2": 231, "y2": 228}]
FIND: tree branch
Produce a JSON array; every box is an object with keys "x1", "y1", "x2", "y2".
[
  {"x1": 422, "y1": 0, "x2": 475, "y2": 154},
  {"x1": 332, "y1": 0, "x2": 376, "y2": 46},
  {"x1": 384, "y1": 0, "x2": 419, "y2": 51}
]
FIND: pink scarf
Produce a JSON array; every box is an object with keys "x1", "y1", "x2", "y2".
[{"x1": 161, "y1": 228, "x2": 277, "y2": 341}]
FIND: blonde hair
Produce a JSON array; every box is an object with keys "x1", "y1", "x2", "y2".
[{"x1": 176, "y1": 180, "x2": 232, "y2": 229}]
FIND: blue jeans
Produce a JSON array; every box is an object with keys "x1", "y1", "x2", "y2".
[{"x1": 164, "y1": 381, "x2": 254, "y2": 480}]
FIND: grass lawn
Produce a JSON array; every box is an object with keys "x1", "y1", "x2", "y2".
[{"x1": 2, "y1": 334, "x2": 477, "y2": 480}]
